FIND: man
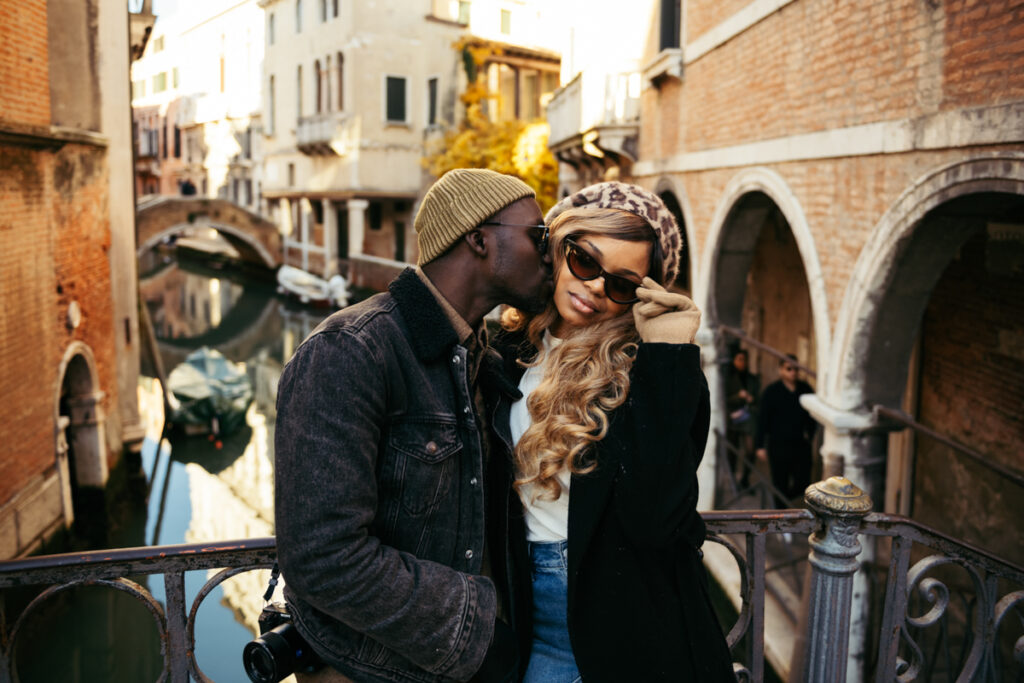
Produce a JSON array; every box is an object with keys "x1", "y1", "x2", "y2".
[
  {"x1": 274, "y1": 169, "x2": 552, "y2": 682},
  {"x1": 755, "y1": 355, "x2": 816, "y2": 509}
]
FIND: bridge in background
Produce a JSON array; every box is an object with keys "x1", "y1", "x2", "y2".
[{"x1": 136, "y1": 197, "x2": 281, "y2": 270}]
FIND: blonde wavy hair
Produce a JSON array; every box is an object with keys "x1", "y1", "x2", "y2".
[{"x1": 501, "y1": 207, "x2": 664, "y2": 501}]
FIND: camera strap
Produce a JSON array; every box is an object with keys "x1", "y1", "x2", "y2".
[{"x1": 262, "y1": 562, "x2": 281, "y2": 603}]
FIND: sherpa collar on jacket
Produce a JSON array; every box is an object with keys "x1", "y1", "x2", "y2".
[{"x1": 388, "y1": 267, "x2": 462, "y2": 362}]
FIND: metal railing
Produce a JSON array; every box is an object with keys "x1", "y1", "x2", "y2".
[
  {"x1": 0, "y1": 480, "x2": 1021, "y2": 682},
  {"x1": 0, "y1": 538, "x2": 276, "y2": 682}
]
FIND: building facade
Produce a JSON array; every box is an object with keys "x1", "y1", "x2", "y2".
[
  {"x1": 0, "y1": 0, "x2": 148, "y2": 558},
  {"x1": 548, "y1": 1, "x2": 1023, "y2": 679},
  {"x1": 131, "y1": 0, "x2": 265, "y2": 212},
  {"x1": 259, "y1": 0, "x2": 560, "y2": 290}
]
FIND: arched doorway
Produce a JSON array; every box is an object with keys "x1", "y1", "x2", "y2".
[
  {"x1": 699, "y1": 168, "x2": 828, "y2": 510},
  {"x1": 55, "y1": 344, "x2": 108, "y2": 533},
  {"x1": 655, "y1": 180, "x2": 693, "y2": 294},
  {"x1": 827, "y1": 156, "x2": 1024, "y2": 566}
]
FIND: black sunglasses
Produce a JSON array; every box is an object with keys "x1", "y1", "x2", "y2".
[
  {"x1": 563, "y1": 238, "x2": 642, "y2": 304},
  {"x1": 480, "y1": 222, "x2": 550, "y2": 254}
]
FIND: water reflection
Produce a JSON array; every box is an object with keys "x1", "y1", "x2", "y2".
[
  {"x1": 21, "y1": 258, "x2": 333, "y2": 682},
  {"x1": 143, "y1": 260, "x2": 332, "y2": 681}
]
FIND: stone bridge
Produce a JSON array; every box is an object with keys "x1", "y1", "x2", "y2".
[{"x1": 136, "y1": 197, "x2": 281, "y2": 269}]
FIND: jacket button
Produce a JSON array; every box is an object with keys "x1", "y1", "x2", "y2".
[
  {"x1": 469, "y1": 477, "x2": 478, "y2": 486},
  {"x1": 463, "y1": 405, "x2": 471, "y2": 414},
  {"x1": 465, "y1": 549, "x2": 474, "y2": 559},
  {"x1": 425, "y1": 441, "x2": 438, "y2": 454},
  {"x1": 452, "y1": 356, "x2": 460, "y2": 364}
]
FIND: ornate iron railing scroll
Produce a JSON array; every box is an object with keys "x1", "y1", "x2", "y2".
[{"x1": 863, "y1": 514, "x2": 1024, "y2": 682}]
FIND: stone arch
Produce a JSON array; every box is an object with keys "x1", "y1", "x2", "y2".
[
  {"x1": 699, "y1": 167, "x2": 831, "y2": 376},
  {"x1": 652, "y1": 175, "x2": 697, "y2": 293},
  {"x1": 136, "y1": 197, "x2": 281, "y2": 269},
  {"x1": 138, "y1": 221, "x2": 277, "y2": 268},
  {"x1": 827, "y1": 154, "x2": 1024, "y2": 411},
  {"x1": 54, "y1": 342, "x2": 108, "y2": 526}
]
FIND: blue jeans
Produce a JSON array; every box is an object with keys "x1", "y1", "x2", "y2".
[{"x1": 523, "y1": 540, "x2": 582, "y2": 683}]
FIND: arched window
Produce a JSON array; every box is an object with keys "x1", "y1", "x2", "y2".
[
  {"x1": 297, "y1": 64, "x2": 303, "y2": 117},
  {"x1": 337, "y1": 52, "x2": 344, "y2": 111},
  {"x1": 295, "y1": 0, "x2": 303, "y2": 33},
  {"x1": 314, "y1": 59, "x2": 322, "y2": 113},
  {"x1": 325, "y1": 55, "x2": 332, "y2": 111}
]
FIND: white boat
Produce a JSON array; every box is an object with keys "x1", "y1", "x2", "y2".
[{"x1": 276, "y1": 265, "x2": 349, "y2": 307}]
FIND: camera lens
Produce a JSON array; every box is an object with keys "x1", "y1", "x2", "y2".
[
  {"x1": 243, "y1": 643, "x2": 278, "y2": 683},
  {"x1": 243, "y1": 624, "x2": 303, "y2": 683}
]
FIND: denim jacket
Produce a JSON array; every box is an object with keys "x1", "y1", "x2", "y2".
[{"x1": 274, "y1": 268, "x2": 499, "y2": 683}]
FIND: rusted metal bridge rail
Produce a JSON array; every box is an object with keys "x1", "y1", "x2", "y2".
[
  {"x1": 0, "y1": 482, "x2": 1021, "y2": 682},
  {"x1": 0, "y1": 537, "x2": 277, "y2": 683}
]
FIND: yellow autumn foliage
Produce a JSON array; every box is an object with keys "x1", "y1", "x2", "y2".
[{"x1": 423, "y1": 40, "x2": 559, "y2": 213}]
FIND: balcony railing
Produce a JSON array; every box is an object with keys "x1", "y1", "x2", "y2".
[
  {"x1": 546, "y1": 70, "x2": 641, "y2": 155},
  {"x1": 0, "y1": 479, "x2": 1020, "y2": 682},
  {"x1": 296, "y1": 111, "x2": 357, "y2": 156}
]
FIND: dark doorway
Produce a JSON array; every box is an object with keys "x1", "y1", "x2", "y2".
[{"x1": 336, "y1": 206, "x2": 349, "y2": 259}]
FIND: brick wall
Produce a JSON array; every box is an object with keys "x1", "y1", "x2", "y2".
[
  {"x1": 0, "y1": 0, "x2": 120, "y2": 514},
  {"x1": 52, "y1": 143, "x2": 120, "y2": 466},
  {"x1": 0, "y1": 142, "x2": 120, "y2": 507},
  {"x1": 0, "y1": 146, "x2": 59, "y2": 498},
  {"x1": 651, "y1": 144, "x2": 1023, "y2": 328},
  {"x1": 659, "y1": 0, "x2": 1024, "y2": 156},
  {"x1": 914, "y1": 226, "x2": 1024, "y2": 566},
  {"x1": 740, "y1": 208, "x2": 816, "y2": 384},
  {"x1": 685, "y1": 0, "x2": 752, "y2": 44},
  {"x1": 943, "y1": 0, "x2": 1024, "y2": 109},
  {"x1": 0, "y1": 1, "x2": 49, "y2": 127}
]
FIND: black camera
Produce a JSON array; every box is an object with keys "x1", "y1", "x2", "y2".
[{"x1": 243, "y1": 602, "x2": 323, "y2": 683}]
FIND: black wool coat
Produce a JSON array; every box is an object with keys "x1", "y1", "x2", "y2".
[{"x1": 482, "y1": 332, "x2": 736, "y2": 683}]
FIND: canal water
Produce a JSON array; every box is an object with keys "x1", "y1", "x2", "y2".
[{"x1": 15, "y1": 255, "x2": 335, "y2": 682}]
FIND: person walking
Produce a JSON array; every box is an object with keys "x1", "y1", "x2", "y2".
[{"x1": 755, "y1": 355, "x2": 816, "y2": 508}]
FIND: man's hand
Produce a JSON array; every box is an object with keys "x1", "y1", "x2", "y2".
[
  {"x1": 468, "y1": 618, "x2": 517, "y2": 683},
  {"x1": 632, "y1": 277, "x2": 701, "y2": 344}
]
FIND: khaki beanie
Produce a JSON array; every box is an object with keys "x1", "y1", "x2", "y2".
[{"x1": 415, "y1": 168, "x2": 536, "y2": 265}]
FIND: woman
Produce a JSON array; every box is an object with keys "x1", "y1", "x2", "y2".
[{"x1": 487, "y1": 182, "x2": 734, "y2": 683}]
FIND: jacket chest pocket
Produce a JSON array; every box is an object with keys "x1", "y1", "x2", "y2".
[{"x1": 386, "y1": 418, "x2": 462, "y2": 515}]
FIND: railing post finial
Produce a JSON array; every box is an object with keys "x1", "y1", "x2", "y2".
[{"x1": 791, "y1": 476, "x2": 873, "y2": 683}]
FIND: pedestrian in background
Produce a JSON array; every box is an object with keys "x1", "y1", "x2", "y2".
[
  {"x1": 725, "y1": 347, "x2": 759, "y2": 489},
  {"x1": 755, "y1": 354, "x2": 816, "y2": 509}
]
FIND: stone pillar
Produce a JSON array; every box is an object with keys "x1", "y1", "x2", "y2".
[
  {"x1": 55, "y1": 415, "x2": 74, "y2": 526},
  {"x1": 347, "y1": 198, "x2": 368, "y2": 258},
  {"x1": 279, "y1": 197, "x2": 293, "y2": 265},
  {"x1": 800, "y1": 394, "x2": 889, "y2": 683},
  {"x1": 696, "y1": 325, "x2": 723, "y2": 511},
  {"x1": 299, "y1": 197, "x2": 311, "y2": 272},
  {"x1": 790, "y1": 477, "x2": 872, "y2": 683},
  {"x1": 323, "y1": 198, "x2": 337, "y2": 277},
  {"x1": 66, "y1": 391, "x2": 108, "y2": 488}
]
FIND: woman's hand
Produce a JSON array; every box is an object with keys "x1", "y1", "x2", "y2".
[{"x1": 633, "y1": 277, "x2": 701, "y2": 344}]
